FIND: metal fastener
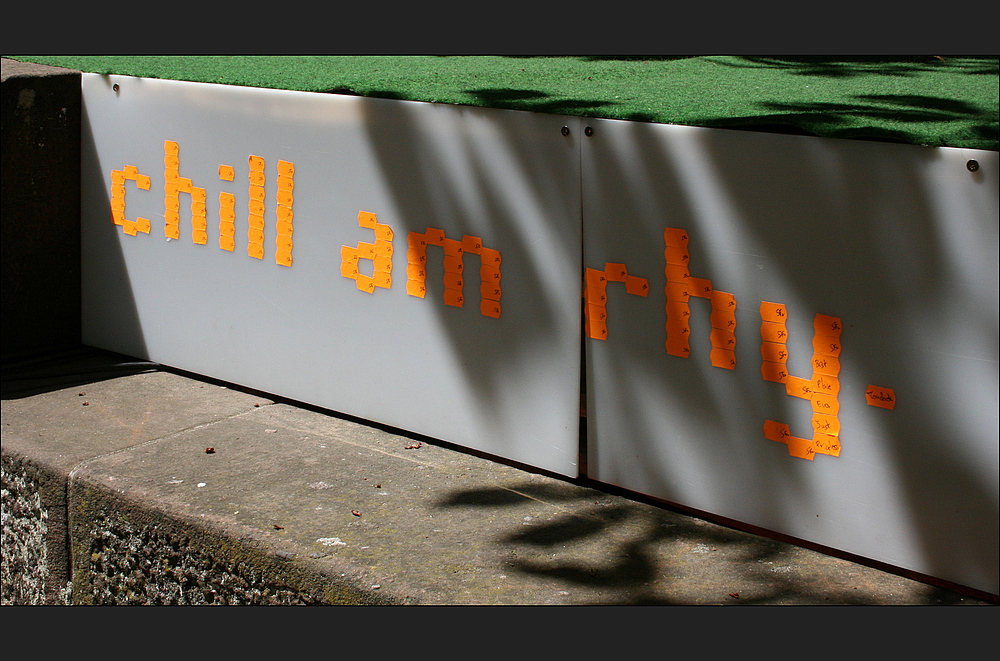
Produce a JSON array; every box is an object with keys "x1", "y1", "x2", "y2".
[
  {"x1": 561, "y1": 126, "x2": 570, "y2": 136},
  {"x1": 967, "y1": 160, "x2": 979, "y2": 172},
  {"x1": 112, "y1": 83, "x2": 120, "y2": 93},
  {"x1": 585, "y1": 126, "x2": 594, "y2": 137}
]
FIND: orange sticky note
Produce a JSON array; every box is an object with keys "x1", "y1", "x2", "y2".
[
  {"x1": 759, "y1": 302, "x2": 787, "y2": 324},
  {"x1": 220, "y1": 236, "x2": 235, "y2": 252},
  {"x1": 249, "y1": 214, "x2": 265, "y2": 231},
  {"x1": 763, "y1": 420, "x2": 791, "y2": 443},
  {"x1": 442, "y1": 238, "x2": 463, "y2": 256},
  {"x1": 407, "y1": 231, "x2": 427, "y2": 248},
  {"x1": 760, "y1": 341, "x2": 788, "y2": 363},
  {"x1": 407, "y1": 246, "x2": 427, "y2": 265},
  {"x1": 248, "y1": 228, "x2": 265, "y2": 245},
  {"x1": 760, "y1": 321, "x2": 788, "y2": 344},
  {"x1": 462, "y1": 235, "x2": 483, "y2": 254},
  {"x1": 665, "y1": 264, "x2": 691, "y2": 284},
  {"x1": 605, "y1": 262, "x2": 628, "y2": 282},
  {"x1": 277, "y1": 175, "x2": 294, "y2": 192},
  {"x1": 248, "y1": 199, "x2": 265, "y2": 217},
  {"x1": 341, "y1": 245, "x2": 359, "y2": 262},
  {"x1": 585, "y1": 268, "x2": 608, "y2": 288},
  {"x1": 248, "y1": 170, "x2": 265, "y2": 187},
  {"x1": 665, "y1": 317, "x2": 691, "y2": 338},
  {"x1": 710, "y1": 310, "x2": 736, "y2": 331},
  {"x1": 136, "y1": 174, "x2": 151, "y2": 190},
  {"x1": 374, "y1": 224, "x2": 394, "y2": 242},
  {"x1": 688, "y1": 277, "x2": 712, "y2": 298},
  {"x1": 219, "y1": 164, "x2": 235, "y2": 181},
  {"x1": 277, "y1": 160, "x2": 294, "y2": 178},
  {"x1": 813, "y1": 334, "x2": 842, "y2": 357},
  {"x1": 663, "y1": 227, "x2": 689, "y2": 247},
  {"x1": 811, "y1": 354, "x2": 840, "y2": 377},
  {"x1": 357, "y1": 242, "x2": 376, "y2": 260},
  {"x1": 761, "y1": 361, "x2": 789, "y2": 384},
  {"x1": 277, "y1": 190, "x2": 293, "y2": 208},
  {"x1": 625, "y1": 275, "x2": 649, "y2": 296},
  {"x1": 356, "y1": 274, "x2": 375, "y2": 293},
  {"x1": 711, "y1": 290, "x2": 736, "y2": 311},
  {"x1": 865, "y1": 386, "x2": 896, "y2": 410},
  {"x1": 480, "y1": 282, "x2": 501, "y2": 302},
  {"x1": 664, "y1": 245, "x2": 689, "y2": 266},
  {"x1": 275, "y1": 234, "x2": 293, "y2": 252},
  {"x1": 785, "y1": 376, "x2": 814, "y2": 400},
  {"x1": 587, "y1": 304, "x2": 608, "y2": 325},
  {"x1": 424, "y1": 228, "x2": 445, "y2": 245},
  {"x1": 443, "y1": 272, "x2": 464, "y2": 290},
  {"x1": 276, "y1": 219, "x2": 294, "y2": 236},
  {"x1": 443, "y1": 289, "x2": 464, "y2": 307},
  {"x1": 814, "y1": 314, "x2": 842, "y2": 338},
  {"x1": 375, "y1": 239, "x2": 393, "y2": 257},
  {"x1": 373, "y1": 254, "x2": 392, "y2": 273},
  {"x1": 275, "y1": 250, "x2": 293, "y2": 267},
  {"x1": 588, "y1": 318, "x2": 608, "y2": 340},
  {"x1": 586, "y1": 286, "x2": 608, "y2": 307},
  {"x1": 406, "y1": 264, "x2": 426, "y2": 280},
  {"x1": 480, "y1": 264, "x2": 501, "y2": 284},
  {"x1": 164, "y1": 140, "x2": 179, "y2": 155},
  {"x1": 665, "y1": 282, "x2": 690, "y2": 302},
  {"x1": 406, "y1": 280, "x2": 426, "y2": 298},
  {"x1": 710, "y1": 328, "x2": 736, "y2": 350},
  {"x1": 249, "y1": 185, "x2": 265, "y2": 202},
  {"x1": 710, "y1": 348, "x2": 736, "y2": 370},
  {"x1": 812, "y1": 433, "x2": 841, "y2": 457},
  {"x1": 443, "y1": 255, "x2": 464, "y2": 274},
  {"x1": 480, "y1": 299, "x2": 501, "y2": 319},
  {"x1": 811, "y1": 374, "x2": 840, "y2": 396},
  {"x1": 373, "y1": 271, "x2": 392, "y2": 289},
  {"x1": 785, "y1": 436, "x2": 817, "y2": 460},
  {"x1": 276, "y1": 206, "x2": 294, "y2": 224},
  {"x1": 665, "y1": 335, "x2": 690, "y2": 357},
  {"x1": 191, "y1": 229, "x2": 208, "y2": 245},
  {"x1": 811, "y1": 393, "x2": 840, "y2": 415},
  {"x1": 479, "y1": 247, "x2": 501, "y2": 266},
  {"x1": 248, "y1": 243, "x2": 264, "y2": 260},
  {"x1": 811, "y1": 413, "x2": 840, "y2": 437},
  {"x1": 248, "y1": 155, "x2": 265, "y2": 172}
]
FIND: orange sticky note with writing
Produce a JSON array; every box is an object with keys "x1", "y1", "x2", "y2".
[
  {"x1": 358, "y1": 211, "x2": 377, "y2": 229},
  {"x1": 760, "y1": 321, "x2": 788, "y2": 344},
  {"x1": 785, "y1": 376, "x2": 813, "y2": 400},
  {"x1": 356, "y1": 274, "x2": 375, "y2": 293},
  {"x1": 688, "y1": 277, "x2": 713, "y2": 298},
  {"x1": 374, "y1": 224, "x2": 394, "y2": 242},
  {"x1": 663, "y1": 227, "x2": 689, "y2": 247},
  {"x1": 865, "y1": 386, "x2": 896, "y2": 409},
  {"x1": 760, "y1": 341, "x2": 788, "y2": 363},
  {"x1": 814, "y1": 314, "x2": 842, "y2": 338},
  {"x1": 462, "y1": 235, "x2": 483, "y2": 254},
  {"x1": 277, "y1": 160, "x2": 294, "y2": 178},
  {"x1": 665, "y1": 334, "x2": 690, "y2": 357},
  {"x1": 763, "y1": 420, "x2": 791, "y2": 443},
  {"x1": 605, "y1": 263, "x2": 628, "y2": 282},
  {"x1": 710, "y1": 348, "x2": 736, "y2": 370},
  {"x1": 480, "y1": 299, "x2": 501, "y2": 319},
  {"x1": 443, "y1": 289, "x2": 464, "y2": 307},
  {"x1": 761, "y1": 362, "x2": 788, "y2": 384},
  {"x1": 585, "y1": 268, "x2": 608, "y2": 288},
  {"x1": 760, "y1": 302, "x2": 787, "y2": 323},
  {"x1": 813, "y1": 334, "x2": 842, "y2": 357},
  {"x1": 406, "y1": 279, "x2": 426, "y2": 298},
  {"x1": 480, "y1": 247, "x2": 501, "y2": 266},
  {"x1": 625, "y1": 275, "x2": 649, "y2": 296}
]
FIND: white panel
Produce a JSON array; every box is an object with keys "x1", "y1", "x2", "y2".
[
  {"x1": 582, "y1": 118, "x2": 998, "y2": 594},
  {"x1": 81, "y1": 74, "x2": 583, "y2": 477}
]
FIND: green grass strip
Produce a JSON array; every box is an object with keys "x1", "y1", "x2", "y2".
[{"x1": 8, "y1": 55, "x2": 998, "y2": 151}]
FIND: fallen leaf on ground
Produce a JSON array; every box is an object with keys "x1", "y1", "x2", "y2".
[
  {"x1": 352, "y1": 510, "x2": 362, "y2": 517},
  {"x1": 405, "y1": 442, "x2": 422, "y2": 449}
]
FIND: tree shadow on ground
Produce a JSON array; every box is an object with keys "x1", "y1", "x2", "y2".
[
  {"x1": 435, "y1": 482, "x2": 984, "y2": 605},
  {"x1": 705, "y1": 56, "x2": 998, "y2": 78}
]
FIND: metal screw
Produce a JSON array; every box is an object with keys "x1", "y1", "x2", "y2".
[
  {"x1": 113, "y1": 83, "x2": 119, "y2": 93},
  {"x1": 584, "y1": 126, "x2": 594, "y2": 137},
  {"x1": 967, "y1": 159, "x2": 979, "y2": 172},
  {"x1": 561, "y1": 126, "x2": 570, "y2": 136}
]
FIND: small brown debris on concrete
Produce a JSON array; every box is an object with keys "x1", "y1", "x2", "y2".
[
  {"x1": 352, "y1": 510, "x2": 362, "y2": 517},
  {"x1": 205, "y1": 447, "x2": 215, "y2": 454},
  {"x1": 405, "y1": 442, "x2": 422, "y2": 449}
]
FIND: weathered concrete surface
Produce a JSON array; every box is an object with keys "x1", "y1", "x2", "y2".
[{"x1": 3, "y1": 348, "x2": 995, "y2": 605}]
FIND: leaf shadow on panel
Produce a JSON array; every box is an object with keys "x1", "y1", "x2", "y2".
[{"x1": 581, "y1": 118, "x2": 998, "y2": 599}]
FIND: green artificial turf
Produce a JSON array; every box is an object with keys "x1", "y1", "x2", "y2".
[{"x1": 8, "y1": 55, "x2": 999, "y2": 151}]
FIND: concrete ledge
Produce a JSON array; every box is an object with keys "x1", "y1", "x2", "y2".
[{"x1": 2, "y1": 348, "x2": 994, "y2": 605}]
